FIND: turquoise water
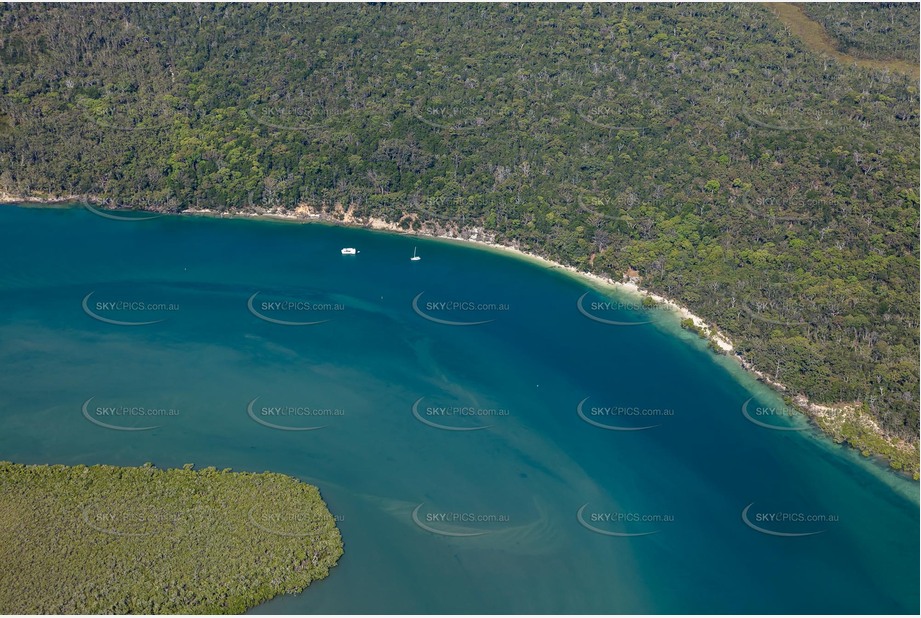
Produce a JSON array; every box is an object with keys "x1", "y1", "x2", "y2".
[{"x1": 0, "y1": 204, "x2": 917, "y2": 614}]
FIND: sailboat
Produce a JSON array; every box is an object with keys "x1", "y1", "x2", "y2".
[{"x1": 410, "y1": 246, "x2": 421, "y2": 261}]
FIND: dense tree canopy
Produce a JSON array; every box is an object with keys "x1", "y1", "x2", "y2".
[
  {"x1": 802, "y1": 2, "x2": 920, "y2": 62},
  {"x1": 0, "y1": 3, "x2": 918, "y2": 467},
  {"x1": 0, "y1": 461, "x2": 343, "y2": 613}
]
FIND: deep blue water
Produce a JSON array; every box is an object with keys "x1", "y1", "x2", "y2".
[{"x1": 0, "y1": 204, "x2": 917, "y2": 614}]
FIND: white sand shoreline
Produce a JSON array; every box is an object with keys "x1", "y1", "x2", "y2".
[
  {"x1": 0, "y1": 195, "x2": 730, "y2": 348},
  {"x1": 2, "y1": 196, "x2": 916, "y2": 476},
  {"x1": 193, "y1": 204, "x2": 736, "y2": 351}
]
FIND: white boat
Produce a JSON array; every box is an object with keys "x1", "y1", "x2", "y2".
[
  {"x1": 410, "y1": 246, "x2": 421, "y2": 261},
  {"x1": 341, "y1": 247, "x2": 358, "y2": 255}
]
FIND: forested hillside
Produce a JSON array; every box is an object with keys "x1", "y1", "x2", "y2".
[
  {"x1": 801, "y1": 2, "x2": 919, "y2": 63},
  {"x1": 0, "y1": 4, "x2": 918, "y2": 469}
]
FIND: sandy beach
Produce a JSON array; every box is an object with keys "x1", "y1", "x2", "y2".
[
  {"x1": 0, "y1": 195, "x2": 829, "y2": 383},
  {"x1": 3, "y1": 196, "x2": 915, "y2": 475}
]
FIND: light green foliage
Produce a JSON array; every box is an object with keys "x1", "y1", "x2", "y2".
[
  {"x1": 680, "y1": 318, "x2": 707, "y2": 340},
  {"x1": 0, "y1": 462, "x2": 343, "y2": 613}
]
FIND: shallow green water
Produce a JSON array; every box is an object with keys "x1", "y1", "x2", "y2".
[{"x1": 0, "y1": 204, "x2": 917, "y2": 614}]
